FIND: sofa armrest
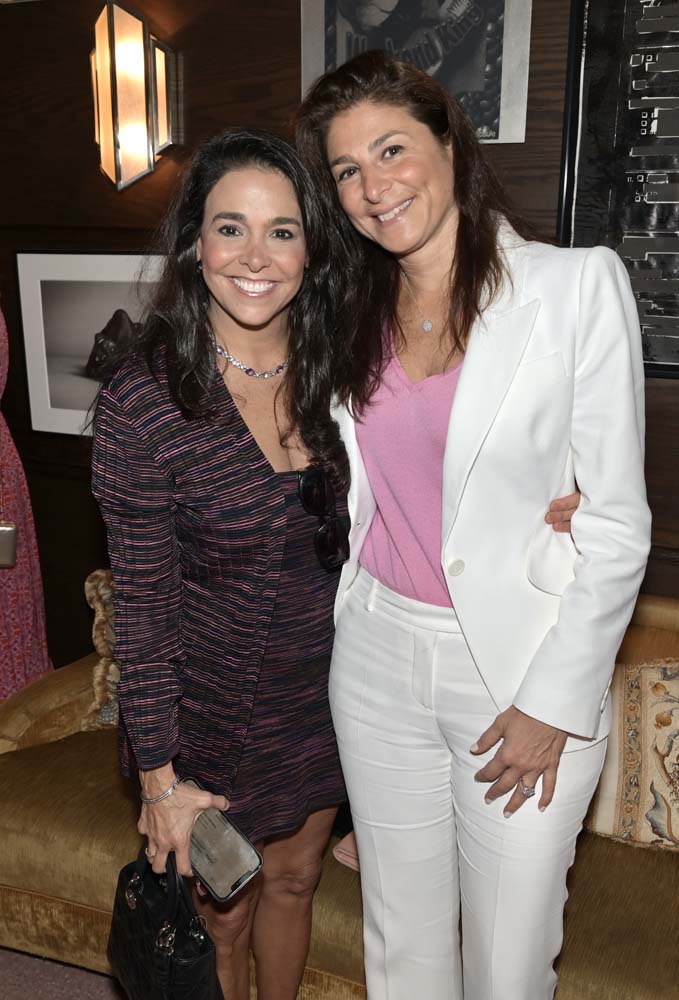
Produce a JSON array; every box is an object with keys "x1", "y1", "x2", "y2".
[{"x1": 0, "y1": 653, "x2": 97, "y2": 754}]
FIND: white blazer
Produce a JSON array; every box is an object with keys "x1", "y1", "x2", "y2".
[{"x1": 331, "y1": 228, "x2": 652, "y2": 749}]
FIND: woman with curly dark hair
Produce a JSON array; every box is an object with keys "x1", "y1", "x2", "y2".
[
  {"x1": 295, "y1": 51, "x2": 650, "y2": 999},
  {"x1": 91, "y1": 129, "x2": 350, "y2": 1000}
]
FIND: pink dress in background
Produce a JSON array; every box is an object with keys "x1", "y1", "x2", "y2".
[{"x1": 0, "y1": 306, "x2": 51, "y2": 698}]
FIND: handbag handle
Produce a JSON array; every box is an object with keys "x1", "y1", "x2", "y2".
[
  {"x1": 154, "y1": 852, "x2": 208, "y2": 949},
  {"x1": 165, "y1": 852, "x2": 200, "y2": 918}
]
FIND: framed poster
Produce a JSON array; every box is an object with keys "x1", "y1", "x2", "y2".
[
  {"x1": 562, "y1": 0, "x2": 679, "y2": 378},
  {"x1": 301, "y1": 0, "x2": 532, "y2": 143},
  {"x1": 16, "y1": 253, "x2": 162, "y2": 435}
]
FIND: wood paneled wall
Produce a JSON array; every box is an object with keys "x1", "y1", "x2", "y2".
[{"x1": 1, "y1": 1, "x2": 677, "y2": 665}]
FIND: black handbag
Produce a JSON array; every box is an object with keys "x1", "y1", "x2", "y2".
[{"x1": 108, "y1": 850, "x2": 224, "y2": 1000}]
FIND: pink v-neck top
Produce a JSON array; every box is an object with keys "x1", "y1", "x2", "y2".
[{"x1": 356, "y1": 352, "x2": 463, "y2": 608}]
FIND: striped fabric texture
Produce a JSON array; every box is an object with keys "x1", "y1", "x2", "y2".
[
  {"x1": 92, "y1": 352, "x2": 302, "y2": 795},
  {"x1": 225, "y1": 471, "x2": 346, "y2": 841}
]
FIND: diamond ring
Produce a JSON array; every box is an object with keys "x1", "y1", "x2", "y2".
[{"x1": 519, "y1": 778, "x2": 536, "y2": 799}]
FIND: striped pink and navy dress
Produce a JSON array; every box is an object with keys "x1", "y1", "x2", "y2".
[{"x1": 92, "y1": 350, "x2": 346, "y2": 842}]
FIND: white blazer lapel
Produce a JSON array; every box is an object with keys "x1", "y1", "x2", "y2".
[
  {"x1": 331, "y1": 400, "x2": 375, "y2": 544},
  {"x1": 331, "y1": 400, "x2": 376, "y2": 618},
  {"x1": 441, "y1": 298, "x2": 540, "y2": 543}
]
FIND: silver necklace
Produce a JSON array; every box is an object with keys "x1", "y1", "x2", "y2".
[
  {"x1": 401, "y1": 272, "x2": 434, "y2": 333},
  {"x1": 215, "y1": 340, "x2": 289, "y2": 379}
]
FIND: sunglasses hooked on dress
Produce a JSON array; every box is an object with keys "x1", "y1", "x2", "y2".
[{"x1": 297, "y1": 467, "x2": 350, "y2": 572}]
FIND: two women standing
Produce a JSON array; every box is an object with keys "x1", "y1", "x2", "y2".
[{"x1": 93, "y1": 50, "x2": 649, "y2": 1000}]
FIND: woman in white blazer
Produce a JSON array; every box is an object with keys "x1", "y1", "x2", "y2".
[{"x1": 296, "y1": 52, "x2": 652, "y2": 1000}]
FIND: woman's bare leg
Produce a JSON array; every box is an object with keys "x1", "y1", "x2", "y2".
[
  {"x1": 251, "y1": 807, "x2": 338, "y2": 1000},
  {"x1": 192, "y1": 865, "x2": 262, "y2": 1000}
]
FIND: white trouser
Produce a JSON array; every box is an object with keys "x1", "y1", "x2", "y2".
[{"x1": 329, "y1": 568, "x2": 606, "y2": 1000}]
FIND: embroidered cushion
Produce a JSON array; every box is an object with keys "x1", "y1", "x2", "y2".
[
  {"x1": 81, "y1": 569, "x2": 120, "y2": 730},
  {"x1": 586, "y1": 659, "x2": 679, "y2": 850}
]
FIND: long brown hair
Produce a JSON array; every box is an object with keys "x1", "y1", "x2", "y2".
[
  {"x1": 294, "y1": 50, "x2": 531, "y2": 411},
  {"x1": 93, "y1": 129, "x2": 350, "y2": 490}
]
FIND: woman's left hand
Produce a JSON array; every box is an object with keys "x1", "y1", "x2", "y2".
[
  {"x1": 471, "y1": 706, "x2": 568, "y2": 816},
  {"x1": 545, "y1": 491, "x2": 580, "y2": 533}
]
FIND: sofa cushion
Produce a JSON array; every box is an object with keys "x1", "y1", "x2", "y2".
[
  {"x1": 0, "y1": 728, "x2": 142, "y2": 973},
  {"x1": 587, "y1": 659, "x2": 679, "y2": 849},
  {"x1": 0, "y1": 655, "x2": 98, "y2": 755},
  {"x1": 556, "y1": 831, "x2": 679, "y2": 999},
  {"x1": 0, "y1": 729, "x2": 141, "y2": 910},
  {"x1": 307, "y1": 842, "x2": 365, "y2": 988}
]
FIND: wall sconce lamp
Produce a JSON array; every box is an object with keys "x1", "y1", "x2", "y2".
[{"x1": 91, "y1": 2, "x2": 176, "y2": 191}]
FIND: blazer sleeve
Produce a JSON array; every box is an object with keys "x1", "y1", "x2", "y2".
[
  {"x1": 91, "y1": 384, "x2": 184, "y2": 770},
  {"x1": 512, "y1": 246, "x2": 652, "y2": 739}
]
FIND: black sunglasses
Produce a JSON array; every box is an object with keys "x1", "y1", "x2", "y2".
[{"x1": 298, "y1": 467, "x2": 350, "y2": 572}]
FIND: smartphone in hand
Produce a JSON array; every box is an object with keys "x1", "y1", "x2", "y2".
[{"x1": 183, "y1": 778, "x2": 263, "y2": 903}]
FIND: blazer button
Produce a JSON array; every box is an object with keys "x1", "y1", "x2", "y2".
[{"x1": 448, "y1": 559, "x2": 465, "y2": 576}]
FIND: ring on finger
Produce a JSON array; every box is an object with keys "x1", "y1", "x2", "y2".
[{"x1": 519, "y1": 778, "x2": 536, "y2": 799}]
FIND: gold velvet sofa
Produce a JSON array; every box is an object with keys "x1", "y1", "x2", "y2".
[{"x1": 1, "y1": 595, "x2": 679, "y2": 999}]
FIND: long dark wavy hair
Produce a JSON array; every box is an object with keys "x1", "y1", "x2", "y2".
[
  {"x1": 98, "y1": 128, "x2": 349, "y2": 489},
  {"x1": 294, "y1": 50, "x2": 532, "y2": 411}
]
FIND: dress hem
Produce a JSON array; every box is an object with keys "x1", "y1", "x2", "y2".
[{"x1": 239, "y1": 791, "x2": 348, "y2": 845}]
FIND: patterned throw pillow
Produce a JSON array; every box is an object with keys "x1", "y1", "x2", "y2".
[
  {"x1": 586, "y1": 659, "x2": 679, "y2": 850},
  {"x1": 81, "y1": 569, "x2": 120, "y2": 730}
]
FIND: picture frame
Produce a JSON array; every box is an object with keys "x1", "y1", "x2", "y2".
[
  {"x1": 301, "y1": 0, "x2": 533, "y2": 143},
  {"x1": 16, "y1": 253, "x2": 162, "y2": 435},
  {"x1": 559, "y1": 0, "x2": 679, "y2": 378}
]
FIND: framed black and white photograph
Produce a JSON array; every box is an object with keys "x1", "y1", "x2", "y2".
[
  {"x1": 16, "y1": 253, "x2": 162, "y2": 435},
  {"x1": 561, "y1": 0, "x2": 679, "y2": 378},
  {"x1": 301, "y1": 0, "x2": 532, "y2": 143}
]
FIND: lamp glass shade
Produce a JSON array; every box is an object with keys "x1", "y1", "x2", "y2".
[
  {"x1": 111, "y1": 4, "x2": 153, "y2": 188},
  {"x1": 152, "y1": 41, "x2": 170, "y2": 151},
  {"x1": 93, "y1": 2, "x2": 174, "y2": 190},
  {"x1": 94, "y1": 7, "x2": 116, "y2": 183},
  {"x1": 90, "y1": 49, "x2": 100, "y2": 146}
]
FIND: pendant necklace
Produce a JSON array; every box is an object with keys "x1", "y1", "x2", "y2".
[
  {"x1": 401, "y1": 272, "x2": 434, "y2": 333},
  {"x1": 215, "y1": 340, "x2": 289, "y2": 380}
]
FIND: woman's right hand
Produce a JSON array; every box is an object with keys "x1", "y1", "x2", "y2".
[
  {"x1": 138, "y1": 764, "x2": 229, "y2": 876},
  {"x1": 545, "y1": 491, "x2": 580, "y2": 533}
]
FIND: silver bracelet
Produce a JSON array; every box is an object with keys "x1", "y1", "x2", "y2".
[{"x1": 140, "y1": 775, "x2": 180, "y2": 804}]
